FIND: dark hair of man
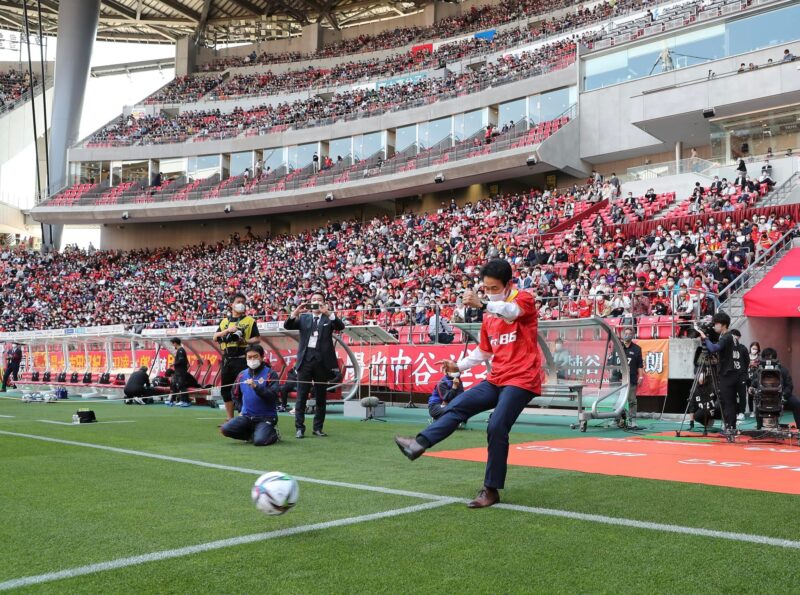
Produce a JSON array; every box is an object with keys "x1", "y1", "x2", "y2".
[
  {"x1": 232, "y1": 292, "x2": 247, "y2": 302},
  {"x1": 761, "y1": 347, "x2": 778, "y2": 360},
  {"x1": 170, "y1": 338, "x2": 181, "y2": 345},
  {"x1": 712, "y1": 312, "x2": 731, "y2": 327},
  {"x1": 245, "y1": 344, "x2": 265, "y2": 358},
  {"x1": 311, "y1": 291, "x2": 326, "y2": 301},
  {"x1": 480, "y1": 259, "x2": 513, "y2": 285}
]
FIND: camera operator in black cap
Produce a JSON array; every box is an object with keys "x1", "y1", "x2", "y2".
[
  {"x1": 696, "y1": 312, "x2": 740, "y2": 433},
  {"x1": 756, "y1": 348, "x2": 800, "y2": 427},
  {"x1": 214, "y1": 293, "x2": 260, "y2": 421}
]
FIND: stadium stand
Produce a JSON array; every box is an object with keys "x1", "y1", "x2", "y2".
[{"x1": 0, "y1": 69, "x2": 36, "y2": 113}]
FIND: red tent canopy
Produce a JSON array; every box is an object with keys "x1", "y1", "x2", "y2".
[{"x1": 743, "y1": 248, "x2": 800, "y2": 317}]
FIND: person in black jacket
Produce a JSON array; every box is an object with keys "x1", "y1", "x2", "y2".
[
  {"x1": 730, "y1": 329, "x2": 751, "y2": 421},
  {"x1": 283, "y1": 292, "x2": 345, "y2": 438},
  {"x1": 697, "y1": 313, "x2": 740, "y2": 433},
  {"x1": 278, "y1": 367, "x2": 298, "y2": 412},
  {"x1": 168, "y1": 338, "x2": 200, "y2": 405},
  {"x1": 1, "y1": 342, "x2": 23, "y2": 392},
  {"x1": 124, "y1": 366, "x2": 159, "y2": 404}
]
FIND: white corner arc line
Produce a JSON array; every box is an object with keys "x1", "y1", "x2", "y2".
[
  {"x1": 2, "y1": 430, "x2": 800, "y2": 553},
  {"x1": 0, "y1": 500, "x2": 454, "y2": 592}
]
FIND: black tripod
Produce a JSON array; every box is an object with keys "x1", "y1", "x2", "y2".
[{"x1": 676, "y1": 350, "x2": 734, "y2": 442}]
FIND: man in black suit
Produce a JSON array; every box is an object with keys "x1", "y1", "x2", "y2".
[
  {"x1": 1, "y1": 342, "x2": 23, "y2": 392},
  {"x1": 283, "y1": 292, "x2": 345, "y2": 438}
]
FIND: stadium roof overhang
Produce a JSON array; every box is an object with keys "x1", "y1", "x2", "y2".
[{"x1": 0, "y1": 0, "x2": 428, "y2": 44}]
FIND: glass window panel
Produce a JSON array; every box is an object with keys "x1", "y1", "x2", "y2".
[
  {"x1": 728, "y1": 4, "x2": 800, "y2": 56},
  {"x1": 539, "y1": 87, "x2": 573, "y2": 121},
  {"x1": 229, "y1": 152, "x2": 252, "y2": 176},
  {"x1": 498, "y1": 98, "x2": 526, "y2": 128},
  {"x1": 262, "y1": 148, "x2": 285, "y2": 173},
  {"x1": 396, "y1": 124, "x2": 416, "y2": 152},
  {"x1": 672, "y1": 25, "x2": 725, "y2": 68},
  {"x1": 419, "y1": 117, "x2": 451, "y2": 149},
  {"x1": 288, "y1": 142, "x2": 317, "y2": 170},
  {"x1": 455, "y1": 109, "x2": 485, "y2": 141},
  {"x1": 329, "y1": 137, "x2": 351, "y2": 162},
  {"x1": 354, "y1": 131, "x2": 384, "y2": 160}
]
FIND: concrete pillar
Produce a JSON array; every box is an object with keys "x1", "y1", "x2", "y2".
[
  {"x1": 175, "y1": 36, "x2": 197, "y2": 78},
  {"x1": 675, "y1": 140, "x2": 683, "y2": 173},
  {"x1": 301, "y1": 23, "x2": 340, "y2": 54},
  {"x1": 44, "y1": 0, "x2": 100, "y2": 251},
  {"x1": 423, "y1": 1, "x2": 461, "y2": 27}
]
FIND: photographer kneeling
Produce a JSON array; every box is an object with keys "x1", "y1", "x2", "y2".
[
  {"x1": 696, "y1": 313, "x2": 741, "y2": 433},
  {"x1": 756, "y1": 348, "x2": 800, "y2": 428},
  {"x1": 219, "y1": 345, "x2": 281, "y2": 446}
]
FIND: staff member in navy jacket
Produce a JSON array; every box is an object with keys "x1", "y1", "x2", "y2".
[
  {"x1": 284, "y1": 292, "x2": 345, "y2": 438},
  {"x1": 219, "y1": 345, "x2": 280, "y2": 446}
]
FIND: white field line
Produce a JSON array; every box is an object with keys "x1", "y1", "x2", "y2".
[
  {"x1": 0, "y1": 414, "x2": 14, "y2": 418},
  {"x1": 37, "y1": 420, "x2": 137, "y2": 426},
  {"x1": 0, "y1": 500, "x2": 454, "y2": 592}
]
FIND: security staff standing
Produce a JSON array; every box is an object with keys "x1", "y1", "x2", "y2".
[
  {"x1": 620, "y1": 327, "x2": 644, "y2": 426},
  {"x1": 608, "y1": 328, "x2": 644, "y2": 427},
  {"x1": 213, "y1": 293, "x2": 260, "y2": 421},
  {"x1": 284, "y1": 292, "x2": 344, "y2": 438},
  {"x1": 1, "y1": 342, "x2": 22, "y2": 392},
  {"x1": 697, "y1": 312, "x2": 739, "y2": 433}
]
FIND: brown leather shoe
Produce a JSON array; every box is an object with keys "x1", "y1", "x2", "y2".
[
  {"x1": 467, "y1": 486, "x2": 499, "y2": 509},
  {"x1": 394, "y1": 436, "x2": 426, "y2": 460}
]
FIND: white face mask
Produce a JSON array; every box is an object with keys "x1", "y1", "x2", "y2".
[
  {"x1": 233, "y1": 303, "x2": 246, "y2": 314},
  {"x1": 486, "y1": 286, "x2": 509, "y2": 302},
  {"x1": 246, "y1": 359, "x2": 261, "y2": 370}
]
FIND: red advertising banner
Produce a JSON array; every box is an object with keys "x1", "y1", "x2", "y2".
[
  {"x1": 411, "y1": 43, "x2": 433, "y2": 55},
  {"x1": 23, "y1": 340, "x2": 669, "y2": 396}
]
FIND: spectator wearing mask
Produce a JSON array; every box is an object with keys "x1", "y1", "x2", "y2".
[{"x1": 428, "y1": 307, "x2": 455, "y2": 344}]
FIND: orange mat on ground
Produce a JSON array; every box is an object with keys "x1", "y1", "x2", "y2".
[{"x1": 425, "y1": 436, "x2": 800, "y2": 495}]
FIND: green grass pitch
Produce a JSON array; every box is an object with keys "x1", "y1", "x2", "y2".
[{"x1": 0, "y1": 396, "x2": 798, "y2": 594}]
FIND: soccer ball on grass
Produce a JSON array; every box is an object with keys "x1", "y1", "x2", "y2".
[{"x1": 251, "y1": 472, "x2": 299, "y2": 515}]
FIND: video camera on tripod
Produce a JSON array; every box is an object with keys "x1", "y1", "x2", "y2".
[{"x1": 750, "y1": 356, "x2": 783, "y2": 431}]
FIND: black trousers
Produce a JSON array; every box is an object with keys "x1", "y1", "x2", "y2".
[
  {"x1": 279, "y1": 381, "x2": 296, "y2": 408},
  {"x1": 294, "y1": 356, "x2": 329, "y2": 433},
  {"x1": 736, "y1": 379, "x2": 748, "y2": 415},
  {"x1": 718, "y1": 375, "x2": 740, "y2": 429},
  {"x1": 220, "y1": 357, "x2": 247, "y2": 403}
]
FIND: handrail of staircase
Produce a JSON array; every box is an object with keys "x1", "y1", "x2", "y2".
[
  {"x1": 758, "y1": 170, "x2": 800, "y2": 207},
  {"x1": 716, "y1": 226, "x2": 799, "y2": 306}
]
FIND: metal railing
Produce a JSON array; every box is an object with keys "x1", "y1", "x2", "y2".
[
  {"x1": 716, "y1": 227, "x2": 799, "y2": 315},
  {"x1": 51, "y1": 107, "x2": 574, "y2": 208},
  {"x1": 624, "y1": 157, "x2": 718, "y2": 182}
]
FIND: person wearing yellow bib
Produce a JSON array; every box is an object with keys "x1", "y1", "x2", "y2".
[{"x1": 214, "y1": 293, "x2": 261, "y2": 421}]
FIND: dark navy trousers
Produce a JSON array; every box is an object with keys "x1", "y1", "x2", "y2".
[{"x1": 418, "y1": 381, "x2": 535, "y2": 490}]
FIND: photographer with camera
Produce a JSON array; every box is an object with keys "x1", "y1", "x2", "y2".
[
  {"x1": 284, "y1": 292, "x2": 345, "y2": 438},
  {"x1": 756, "y1": 348, "x2": 800, "y2": 427},
  {"x1": 214, "y1": 293, "x2": 260, "y2": 421},
  {"x1": 695, "y1": 313, "x2": 740, "y2": 433}
]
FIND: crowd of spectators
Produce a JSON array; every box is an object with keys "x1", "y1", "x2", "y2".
[
  {"x1": 197, "y1": 0, "x2": 646, "y2": 72},
  {"x1": 153, "y1": 0, "x2": 649, "y2": 103},
  {"x1": 144, "y1": 74, "x2": 225, "y2": 105},
  {"x1": 0, "y1": 69, "x2": 35, "y2": 111},
  {"x1": 87, "y1": 39, "x2": 576, "y2": 146},
  {"x1": 4, "y1": 177, "x2": 796, "y2": 332}
]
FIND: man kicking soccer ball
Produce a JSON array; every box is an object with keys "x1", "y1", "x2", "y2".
[{"x1": 395, "y1": 259, "x2": 542, "y2": 508}]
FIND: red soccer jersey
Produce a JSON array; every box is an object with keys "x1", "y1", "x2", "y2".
[{"x1": 478, "y1": 289, "x2": 542, "y2": 394}]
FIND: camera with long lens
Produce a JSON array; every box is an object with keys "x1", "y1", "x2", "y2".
[{"x1": 752, "y1": 357, "x2": 783, "y2": 430}]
